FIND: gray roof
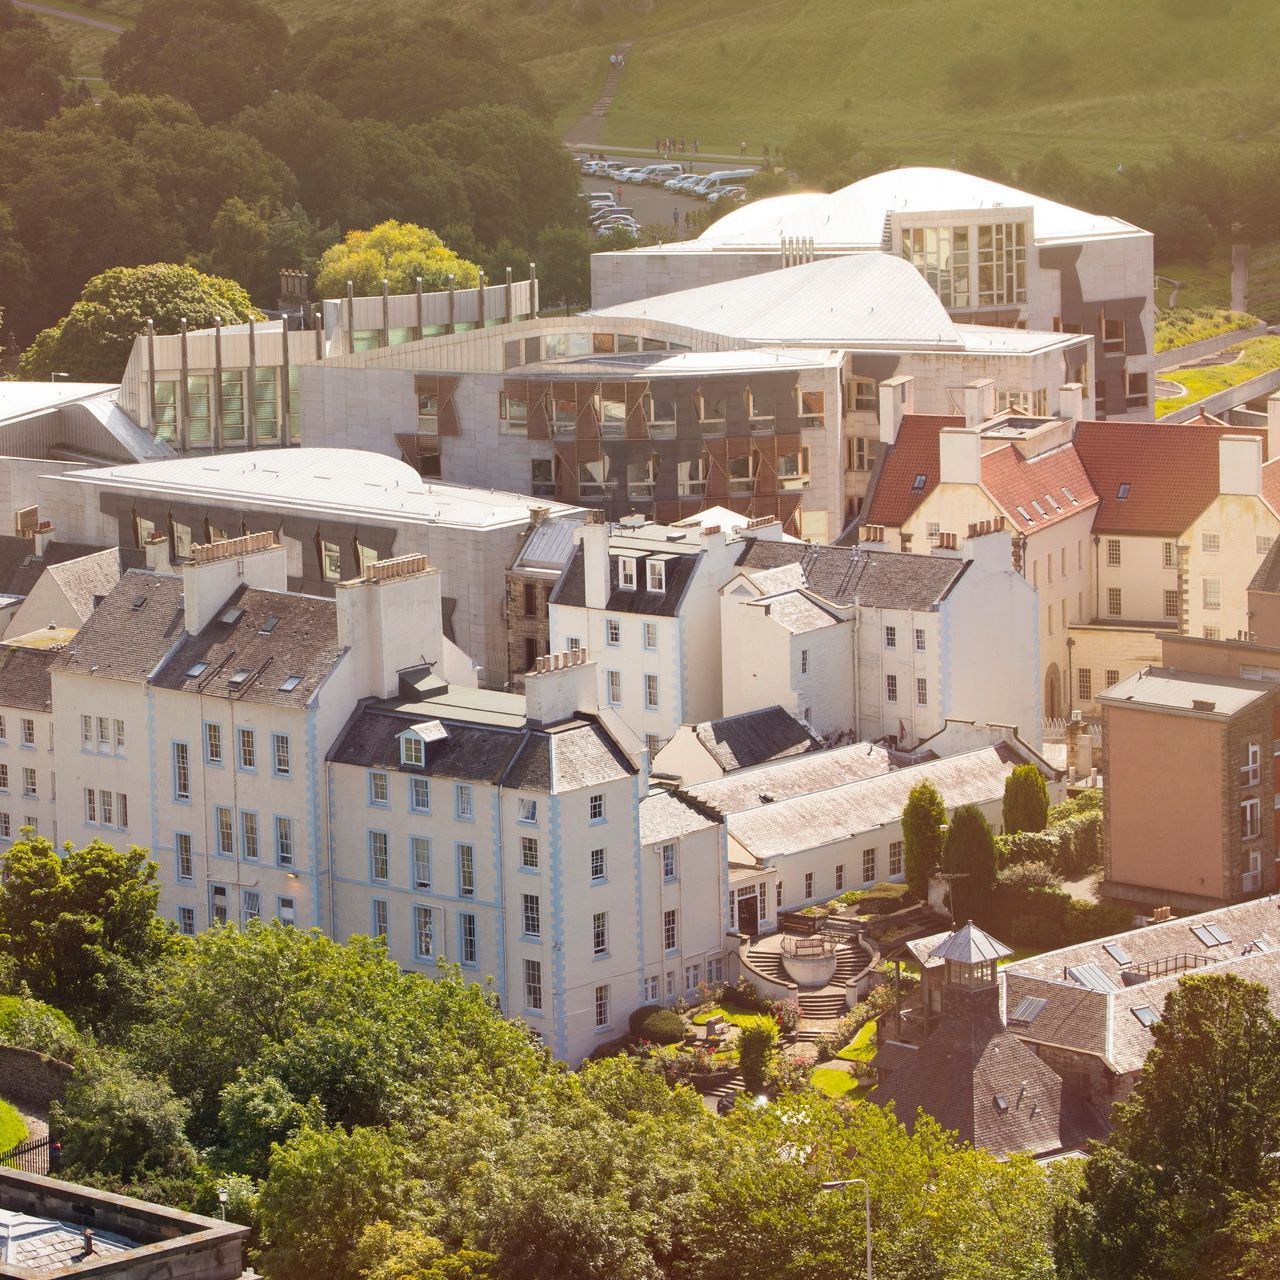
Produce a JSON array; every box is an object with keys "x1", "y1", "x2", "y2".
[
  {"x1": 511, "y1": 516, "x2": 583, "y2": 574},
  {"x1": 0, "y1": 1207, "x2": 133, "y2": 1271},
  {"x1": 689, "y1": 741, "x2": 894, "y2": 815},
  {"x1": 1250, "y1": 537, "x2": 1280, "y2": 595},
  {"x1": 1097, "y1": 667, "x2": 1271, "y2": 717},
  {"x1": 0, "y1": 537, "x2": 110, "y2": 601},
  {"x1": 736, "y1": 538, "x2": 967, "y2": 610},
  {"x1": 752, "y1": 590, "x2": 840, "y2": 634},
  {"x1": 931, "y1": 922, "x2": 1014, "y2": 964},
  {"x1": 42, "y1": 549, "x2": 122, "y2": 621},
  {"x1": 690, "y1": 706, "x2": 822, "y2": 774},
  {"x1": 0, "y1": 642, "x2": 62, "y2": 712},
  {"x1": 552, "y1": 542, "x2": 699, "y2": 617},
  {"x1": 638, "y1": 787, "x2": 718, "y2": 845},
  {"x1": 53, "y1": 570, "x2": 184, "y2": 683}
]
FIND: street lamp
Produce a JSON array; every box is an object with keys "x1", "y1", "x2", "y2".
[
  {"x1": 50, "y1": 372, "x2": 70, "y2": 382},
  {"x1": 216, "y1": 1187, "x2": 228, "y2": 1220},
  {"x1": 820, "y1": 1178, "x2": 872, "y2": 1280}
]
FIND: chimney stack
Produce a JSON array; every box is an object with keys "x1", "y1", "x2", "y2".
[
  {"x1": 143, "y1": 532, "x2": 172, "y2": 575},
  {"x1": 1219, "y1": 434, "x2": 1263, "y2": 497},
  {"x1": 182, "y1": 532, "x2": 287, "y2": 635},
  {"x1": 963, "y1": 377, "x2": 995, "y2": 429},
  {"x1": 938, "y1": 427, "x2": 982, "y2": 485},
  {"x1": 576, "y1": 521, "x2": 611, "y2": 610},
  {"x1": 878, "y1": 375, "x2": 914, "y2": 445},
  {"x1": 1057, "y1": 382, "x2": 1086, "y2": 424},
  {"x1": 524, "y1": 646, "x2": 598, "y2": 725}
]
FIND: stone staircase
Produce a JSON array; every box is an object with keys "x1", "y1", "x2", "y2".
[
  {"x1": 748, "y1": 939, "x2": 862, "y2": 1020},
  {"x1": 703, "y1": 1071, "x2": 747, "y2": 1106},
  {"x1": 564, "y1": 42, "x2": 634, "y2": 148}
]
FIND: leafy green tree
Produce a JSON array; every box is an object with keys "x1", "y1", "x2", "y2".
[
  {"x1": 533, "y1": 224, "x2": 591, "y2": 310},
  {"x1": 1065, "y1": 973, "x2": 1280, "y2": 1280},
  {"x1": 314, "y1": 220, "x2": 480, "y2": 297},
  {"x1": 0, "y1": 991, "x2": 80, "y2": 1059},
  {"x1": 52, "y1": 1047, "x2": 197, "y2": 1183},
  {"x1": 942, "y1": 804, "x2": 998, "y2": 924},
  {"x1": 0, "y1": 0, "x2": 74, "y2": 128},
  {"x1": 737, "y1": 1021, "x2": 777, "y2": 1095},
  {"x1": 1002, "y1": 764, "x2": 1050, "y2": 835},
  {"x1": 103, "y1": 0, "x2": 288, "y2": 122},
  {"x1": 354, "y1": 1224, "x2": 496, "y2": 1280},
  {"x1": 902, "y1": 779, "x2": 946, "y2": 899},
  {"x1": 19, "y1": 262, "x2": 260, "y2": 381},
  {"x1": 256, "y1": 1124, "x2": 410, "y2": 1280},
  {"x1": 0, "y1": 835, "x2": 173, "y2": 1026}
]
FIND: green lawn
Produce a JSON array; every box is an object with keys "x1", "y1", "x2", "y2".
[
  {"x1": 1157, "y1": 335, "x2": 1280, "y2": 415},
  {"x1": 0, "y1": 1100, "x2": 26, "y2": 1153},
  {"x1": 836, "y1": 1018, "x2": 876, "y2": 1064},
  {"x1": 811, "y1": 1066, "x2": 859, "y2": 1099},
  {"x1": 1156, "y1": 306, "x2": 1263, "y2": 354},
  {"x1": 1158, "y1": 245, "x2": 1280, "y2": 324},
  {"x1": 690, "y1": 1001, "x2": 776, "y2": 1033}
]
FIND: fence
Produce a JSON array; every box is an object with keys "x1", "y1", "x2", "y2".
[
  {"x1": 1042, "y1": 717, "x2": 1102, "y2": 747},
  {"x1": 0, "y1": 1135, "x2": 54, "y2": 1175}
]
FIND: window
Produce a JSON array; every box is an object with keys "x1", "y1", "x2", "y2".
[
  {"x1": 1203, "y1": 531, "x2": 1221, "y2": 554},
  {"x1": 0, "y1": 765, "x2": 6, "y2": 792},
  {"x1": 459, "y1": 912, "x2": 478, "y2": 964},
  {"x1": 593, "y1": 911, "x2": 609, "y2": 956},
  {"x1": 369, "y1": 770, "x2": 389, "y2": 805},
  {"x1": 916, "y1": 677, "x2": 928, "y2": 706},
  {"x1": 531, "y1": 458, "x2": 555, "y2": 497},
  {"x1": 902, "y1": 223, "x2": 972, "y2": 307},
  {"x1": 644, "y1": 673, "x2": 659, "y2": 710},
  {"x1": 458, "y1": 843, "x2": 475, "y2": 896},
  {"x1": 100, "y1": 790, "x2": 114, "y2": 828},
  {"x1": 414, "y1": 905, "x2": 434, "y2": 959},
  {"x1": 1204, "y1": 626, "x2": 1221, "y2": 641},
  {"x1": 369, "y1": 830, "x2": 389, "y2": 881},
  {"x1": 1259, "y1": 536, "x2": 1275, "y2": 557},
  {"x1": 914, "y1": 628, "x2": 926, "y2": 652},
  {"x1": 578, "y1": 458, "x2": 608, "y2": 495},
  {"x1": 589, "y1": 793, "x2": 605, "y2": 822},
  {"x1": 517, "y1": 797, "x2": 538, "y2": 825},
  {"x1": 408, "y1": 777, "x2": 430, "y2": 812},
  {"x1": 371, "y1": 899, "x2": 389, "y2": 938},
  {"x1": 591, "y1": 847, "x2": 607, "y2": 881},
  {"x1": 1163, "y1": 541, "x2": 1177, "y2": 569},
  {"x1": 1105, "y1": 668, "x2": 1120, "y2": 689},
  {"x1": 1116, "y1": 483, "x2": 1131, "y2": 501},
  {"x1": 524, "y1": 958, "x2": 543, "y2": 1011},
  {"x1": 884, "y1": 625, "x2": 897, "y2": 648},
  {"x1": 645, "y1": 394, "x2": 677, "y2": 436},
  {"x1": 500, "y1": 393, "x2": 528, "y2": 433},
  {"x1": 319, "y1": 539, "x2": 342, "y2": 581},
  {"x1": 645, "y1": 733, "x2": 660, "y2": 755},
  {"x1": 522, "y1": 892, "x2": 541, "y2": 938},
  {"x1": 178, "y1": 906, "x2": 196, "y2": 936},
  {"x1": 663, "y1": 908, "x2": 678, "y2": 952},
  {"x1": 216, "y1": 806, "x2": 234, "y2": 856},
  {"x1": 605, "y1": 618, "x2": 621, "y2": 646},
  {"x1": 643, "y1": 621, "x2": 657, "y2": 650},
  {"x1": 804, "y1": 871, "x2": 814, "y2": 899},
  {"x1": 1078, "y1": 668, "x2": 1093, "y2": 700},
  {"x1": 1164, "y1": 589, "x2": 1180, "y2": 619},
  {"x1": 456, "y1": 784, "x2": 473, "y2": 820},
  {"x1": 619, "y1": 557, "x2": 637, "y2": 590},
  {"x1": 591, "y1": 983, "x2": 611, "y2": 1028},
  {"x1": 859, "y1": 847, "x2": 876, "y2": 882},
  {"x1": 520, "y1": 835, "x2": 539, "y2": 869},
  {"x1": 242, "y1": 889, "x2": 262, "y2": 924},
  {"x1": 173, "y1": 742, "x2": 190, "y2": 800},
  {"x1": 852, "y1": 376, "x2": 877, "y2": 411},
  {"x1": 776, "y1": 882, "x2": 783, "y2": 908},
  {"x1": 95, "y1": 716, "x2": 108, "y2": 749},
  {"x1": 1243, "y1": 742, "x2": 1262, "y2": 787},
  {"x1": 661, "y1": 842, "x2": 677, "y2": 881},
  {"x1": 567, "y1": 635, "x2": 582, "y2": 655},
  {"x1": 678, "y1": 454, "x2": 709, "y2": 497},
  {"x1": 277, "y1": 896, "x2": 296, "y2": 925},
  {"x1": 210, "y1": 884, "x2": 228, "y2": 926},
  {"x1": 272, "y1": 733, "x2": 290, "y2": 777},
  {"x1": 800, "y1": 648, "x2": 809, "y2": 675},
  {"x1": 1242, "y1": 798, "x2": 1261, "y2": 840},
  {"x1": 695, "y1": 391, "x2": 725, "y2": 426},
  {"x1": 889, "y1": 840, "x2": 904, "y2": 877},
  {"x1": 204, "y1": 722, "x2": 222, "y2": 764},
  {"x1": 1102, "y1": 539, "x2": 1119, "y2": 567},
  {"x1": 975, "y1": 221, "x2": 1027, "y2": 305},
  {"x1": 237, "y1": 727, "x2": 256, "y2": 770},
  {"x1": 1203, "y1": 578, "x2": 1221, "y2": 610},
  {"x1": 21, "y1": 768, "x2": 35, "y2": 799},
  {"x1": 85, "y1": 788, "x2": 96, "y2": 823},
  {"x1": 0, "y1": 814, "x2": 8, "y2": 840},
  {"x1": 410, "y1": 836, "x2": 432, "y2": 889},
  {"x1": 851, "y1": 437, "x2": 871, "y2": 471},
  {"x1": 644, "y1": 975, "x2": 660, "y2": 1002},
  {"x1": 275, "y1": 816, "x2": 294, "y2": 867},
  {"x1": 748, "y1": 387, "x2": 775, "y2": 424},
  {"x1": 1107, "y1": 587, "x2": 1122, "y2": 617},
  {"x1": 886, "y1": 674, "x2": 898, "y2": 702},
  {"x1": 0, "y1": 715, "x2": 6, "y2": 742},
  {"x1": 835, "y1": 863, "x2": 845, "y2": 891},
  {"x1": 646, "y1": 559, "x2": 666, "y2": 592}
]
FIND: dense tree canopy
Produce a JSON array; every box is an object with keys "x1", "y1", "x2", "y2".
[
  {"x1": 103, "y1": 0, "x2": 289, "y2": 122},
  {"x1": 1002, "y1": 764, "x2": 1050, "y2": 835},
  {"x1": 902, "y1": 779, "x2": 947, "y2": 898},
  {"x1": 0, "y1": 0, "x2": 75, "y2": 129},
  {"x1": 314, "y1": 221, "x2": 481, "y2": 297},
  {"x1": 19, "y1": 262, "x2": 260, "y2": 381}
]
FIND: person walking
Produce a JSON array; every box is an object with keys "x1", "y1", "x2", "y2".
[
  {"x1": 693, "y1": 138, "x2": 700, "y2": 154},
  {"x1": 739, "y1": 140, "x2": 747, "y2": 157},
  {"x1": 672, "y1": 207, "x2": 680, "y2": 228}
]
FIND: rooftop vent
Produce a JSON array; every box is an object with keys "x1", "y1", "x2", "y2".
[{"x1": 1191, "y1": 698, "x2": 1216, "y2": 712}]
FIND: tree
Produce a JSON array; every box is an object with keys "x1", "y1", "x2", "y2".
[
  {"x1": 0, "y1": 0, "x2": 74, "y2": 129},
  {"x1": 1065, "y1": 973, "x2": 1280, "y2": 1280},
  {"x1": 737, "y1": 1022, "x2": 778, "y2": 1095},
  {"x1": 533, "y1": 225, "x2": 591, "y2": 310},
  {"x1": 0, "y1": 834, "x2": 173, "y2": 1026},
  {"x1": 1002, "y1": 764, "x2": 1050, "y2": 835},
  {"x1": 902, "y1": 779, "x2": 946, "y2": 898},
  {"x1": 52, "y1": 1047, "x2": 197, "y2": 1183},
  {"x1": 313, "y1": 220, "x2": 480, "y2": 298},
  {"x1": 102, "y1": 0, "x2": 288, "y2": 122},
  {"x1": 942, "y1": 804, "x2": 998, "y2": 923},
  {"x1": 256, "y1": 1125, "x2": 410, "y2": 1280},
  {"x1": 19, "y1": 262, "x2": 260, "y2": 381},
  {"x1": 354, "y1": 1224, "x2": 496, "y2": 1280}
]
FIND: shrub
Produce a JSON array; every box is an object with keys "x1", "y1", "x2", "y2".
[
  {"x1": 724, "y1": 975, "x2": 766, "y2": 1011},
  {"x1": 1055, "y1": 811, "x2": 1103, "y2": 878},
  {"x1": 768, "y1": 997, "x2": 800, "y2": 1037},
  {"x1": 997, "y1": 860, "x2": 1063, "y2": 891},
  {"x1": 1003, "y1": 765, "x2": 1050, "y2": 834},
  {"x1": 1048, "y1": 789, "x2": 1102, "y2": 826},
  {"x1": 999, "y1": 829, "x2": 1057, "y2": 869},
  {"x1": 1064, "y1": 899, "x2": 1136, "y2": 944},
  {"x1": 1007, "y1": 913, "x2": 1067, "y2": 949},
  {"x1": 737, "y1": 1023, "x2": 777, "y2": 1094},
  {"x1": 628, "y1": 1006, "x2": 685, "y2": 1045},
  {"x1": 814, "y1": 1035, "x2": 839, "y2": 1063},
  {"x1": 0, "y1": 991, "x2": 79, "y2": 1059}
]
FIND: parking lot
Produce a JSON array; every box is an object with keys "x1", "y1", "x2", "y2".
[{"x1": 576, "y1": 152, "x2": 759, "y2": 238}]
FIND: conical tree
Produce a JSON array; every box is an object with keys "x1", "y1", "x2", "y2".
[
  {"x1": 942, "y1": 804, "x2": 998, "y2": 924},
  {"x1": 902, "y1": 779, "x2": 946, "y2": 899},
  {"x1": 1002, "y1": 764, "x2": 1049, "y2": 835}
]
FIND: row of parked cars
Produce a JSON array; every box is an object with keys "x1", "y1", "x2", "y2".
[
  {"x1": 577, "y1": 155, "x2": 754, "y2": 207},
  {"x1": 581, "y1": 190, "x2": 641, "y2": 239}
]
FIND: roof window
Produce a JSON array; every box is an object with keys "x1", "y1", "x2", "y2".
[
  {"x1": 185, "y1": 661, "x2": 209, "y2": 679},
  {"x1": 258, "y1": 616, "x2": 279, "y2": 635},
  {"x1": 993, "y1": 1095, "x2": 1009, "y2": 1114},
  {"x1": 1016, "y1": 506, "x2": 1033, "y2": 522},
  {"x1": 1102, "y1": 941, "x2": 1132, "y2": 966},
  {"x1": 1008, "y1": 995, "x2": 1047, "y2": 1024},
  {"x1": 1031, "y1": 500, "x2": 1047, "y2": 518},
  {"x1": 278, "y1": 675, "x2": 302, "y2": 692},
  {"x1": 228, "y1": 669, "x2": 251, "y2": 687},
  {"x1": 131, "y1": 595, "x2": 147, "y2": 611},
  {"x1": 1065, "y1": 962, "x2": 1119, "y2": 993},
  {"x1": 1131, "y1": 1005, "x2": 1159, "y2": 1028},
  {"x1": 1116, "y1": 483, "x2": 1131, "y2": 500},
  {"x1": 1191, "y1": 922, "x2": 1231, "y2": 947},
  {"x1": 220, "y1": 607, "x2": 244, "y2": 625},
  {"x1": 1062, "y1": 485, "x2": 1077, "y2": 504},
  {"x1": 912, "y1": 473, "x2": 927, "y2": 491}
]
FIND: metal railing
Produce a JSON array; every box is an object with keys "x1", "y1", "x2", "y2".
[{"x1": 0, "y1": 1135, "x2": 53, "y2": 1174}]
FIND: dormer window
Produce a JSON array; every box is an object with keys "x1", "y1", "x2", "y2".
[
  {"x1": 647, "y1": 559, "x2": 666, "y2": 593},
  {"x1": 619, "y1": 557, "x2": 637, "y2": 590},
  {"x1": 401, "y1": 735, "x2": 425, "y2": 767}
]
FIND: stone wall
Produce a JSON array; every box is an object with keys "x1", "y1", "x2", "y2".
[{"x1": 0, "y1": 1044, "x2": 72, "y2": 1111}]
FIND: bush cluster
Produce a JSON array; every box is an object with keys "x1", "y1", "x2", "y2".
[
  {"x1": 628, "y1": 1006, "x2": 686, "y2": 1045},
  {"x1": 1000, "y1": 809, "x2": 1102, "y2": 879}
]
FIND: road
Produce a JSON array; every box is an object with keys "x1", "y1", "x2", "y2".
[{"x1": 13, "y1": 0, "x2": 125, "y2": 32}]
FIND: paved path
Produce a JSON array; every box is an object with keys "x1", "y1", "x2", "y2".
[{"x1": 13, "y1": 0, "x2": 126, "y2": 32}]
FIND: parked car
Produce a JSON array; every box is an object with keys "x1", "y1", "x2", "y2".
[
  {"x1": 614, "y1": 167, "x2": 647, "y2": 183},
  {"x1": 590, "y1": 208, "x2": 635, "y2": 227},
  {"x1": 644, "y1": 164, "x2": 685, "y2": 184},
  {"x1": 708, "y1": 185, "x2": 748, "y2": 204},
  {"x1": 595, "y1": 222, "x2": 639, "y2": 238},
  {"x1": 691, "y1": 168, "x2": 755, "y2": 196},
  {"x1": 664, "y1": 174, "x2": 702, "y2": 191}
]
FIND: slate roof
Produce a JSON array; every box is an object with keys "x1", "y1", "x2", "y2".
[
  {"x1": 1073, "y1": 419, "x2": 1266, "y2": 536},
  {"x1": 638, "y1": 787, "x2": 718, "y2": 845},
  {"x1": 0, "y1": 641, "x2": 63, "y2": 712},
  {"x1": 53, "y1": 570, "x2": 184, "y2": 683},
  {"x1": 511, "y1": 516, "x2": 583, "y2": 574},
  {"x1": 861, "y1": 415, "x2": 963, "y2": 527},
  {"x1": 151, "y1": 583, "x2": 342, "y2": 708},
  {"x1": 688, "y1": 741, "x2": 894, "y2": 815},
  {"x1": 754, "y1": 591, "x2": 840, "y2": 634},
  {"x1": 736, "y1": 538, "x2": 966, "y2": 610},
  {"x1": 41, "y1": 548, "x2": 123, "y2": 620},
  {"x1": 1097, "y1": 666, "x2": 1270, "y2": 718},
  {"x1": 931, "y1": 922, "x2": 1014, "y2": 964},
  {"x1": 980, "y1": 442, "x2": 1099, "y2": 534},
  {"x1": 0, "y1": 536, "x2": 109, "y2": 600},
  {"x1": 330, "y1": 703, "x2": 634, "y2": 791},
  {"x1": 0, "y1": 1208, "x2": 133, "y2": 1272},
  {"x1": 690, "y1": 707, "x2": 823, "y2": 774},
  {"x1": 551, "y1": 542, "x2": 700, "y2": 616}
]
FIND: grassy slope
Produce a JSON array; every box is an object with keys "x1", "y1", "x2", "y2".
[
  {"x1": 1156, "y1": 334, "x2": 1280, "y2": 414},
  {"x1": 0, "y1": 1099, "x2": 26, "y2": 1152},
  {"x1": 1155, "y1": 307, "x2": 1263, "y2": 353}
]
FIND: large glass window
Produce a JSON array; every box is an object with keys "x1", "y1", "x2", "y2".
[
  {"x1": 253, "y1": 368, "x2": 279, "y2": 441},
  {"x1": 220, "y1": 370, "x2": 245, "y2": 440},
  {"x1": 186, "y1": 375, "x2": 212, "y2": 444},
  {"x1": 645, "y1": 394, "x2": 677, "y2": 438},
  {"x1": 903, "y1": 225, "x2": 970, "y2": 308},
  {"x1": 678, "y1": 455, "x2": 708, "y2": 497},
  {"x1": 976, "y1": 222, "x2": 1027, "y2": 306},
  {"x1": 154, "y1": 380, "x2": 178, "y2": 441}
]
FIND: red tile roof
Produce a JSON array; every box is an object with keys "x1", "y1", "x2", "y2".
[
  {"x1": 1261, "y1": 457, "x2": 1280, "y2": 516},
  {"x1": 1074, "y1": 419, "x2": 1266, "y2": 536},
  {"x1": 980, "y1": 442, "x2": 1099, "y2": 534},
  {"x1": 861, "y1": 414, "x2": 962, "y2": 527}
]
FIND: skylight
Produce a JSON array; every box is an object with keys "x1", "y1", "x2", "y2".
[
  {"x1": 258, "y1": 616, "x2": 279, "y2": 635},
  {"x1": 1044, "y1": 492, "x2": 1061, "y2": 511},
  {"x1": 1065, "y1": 963, "x2": 1119, "y2": 993},
  {"x1": 1062, "y1": 485, "x2": 1078, "y2": 504},
  {"x1": 1102, "y1": 941, "x2": 1132, "y2": 966},
  {"x1": 220, "y1": 607, "x2": 244, "y2": 625},
  {"x1": 1016, "y1": 506, "x2": 1033, "y2": 522},
  {"x1": 131, "y1": 595, "x2": 147, "y2": 610},
  {"x1": 1009, "y1": 995, "x2": 1047, "y2": 1024},
  {"x1": 278, "y1": 675, "x2": 302, "y2": 692},
  {"x1": 1191, "y1": 923, "x2": 1231, "y2": 947},
  {"x1": 185, "y1": 661, "x2": 209, "y2": 679},
  {"x1": 1116, "y1": 482, "x2": 1131, "y2": 500},
  {"x1": 993, "y1": 1095, "x2": 1009, "y2": 1114},
  {"x1": 912, "y1": 473, "x2": 927, "y2": 492},
  {"x1": 1131, "y1": 1005, "x2": 1159, "y2": 1028},
  {"x1": 1031, "y1": 500, "x2": 1047, "y2": 518},
  {"x1": 228, "y1": 669, "x2": 251, "y2": 686}
]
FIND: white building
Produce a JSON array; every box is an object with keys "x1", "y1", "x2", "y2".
[
  {"x1": 0, "y1": 628, "x2": 68, "y2": 846},
  {"x1": 592, "y1": 166, "x2": 1154, "y2": 419}
]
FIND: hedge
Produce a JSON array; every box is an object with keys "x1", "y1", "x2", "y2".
[
  {"x1": 999, "y1": 810, "x2": 1102, "y2": 879},
  {"x1": 629, "y1": 1006, "x2": 686, "y2": 1045},
  {"x1": 988, "y1": 884, "x2": 1134, "y2": 948}
]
